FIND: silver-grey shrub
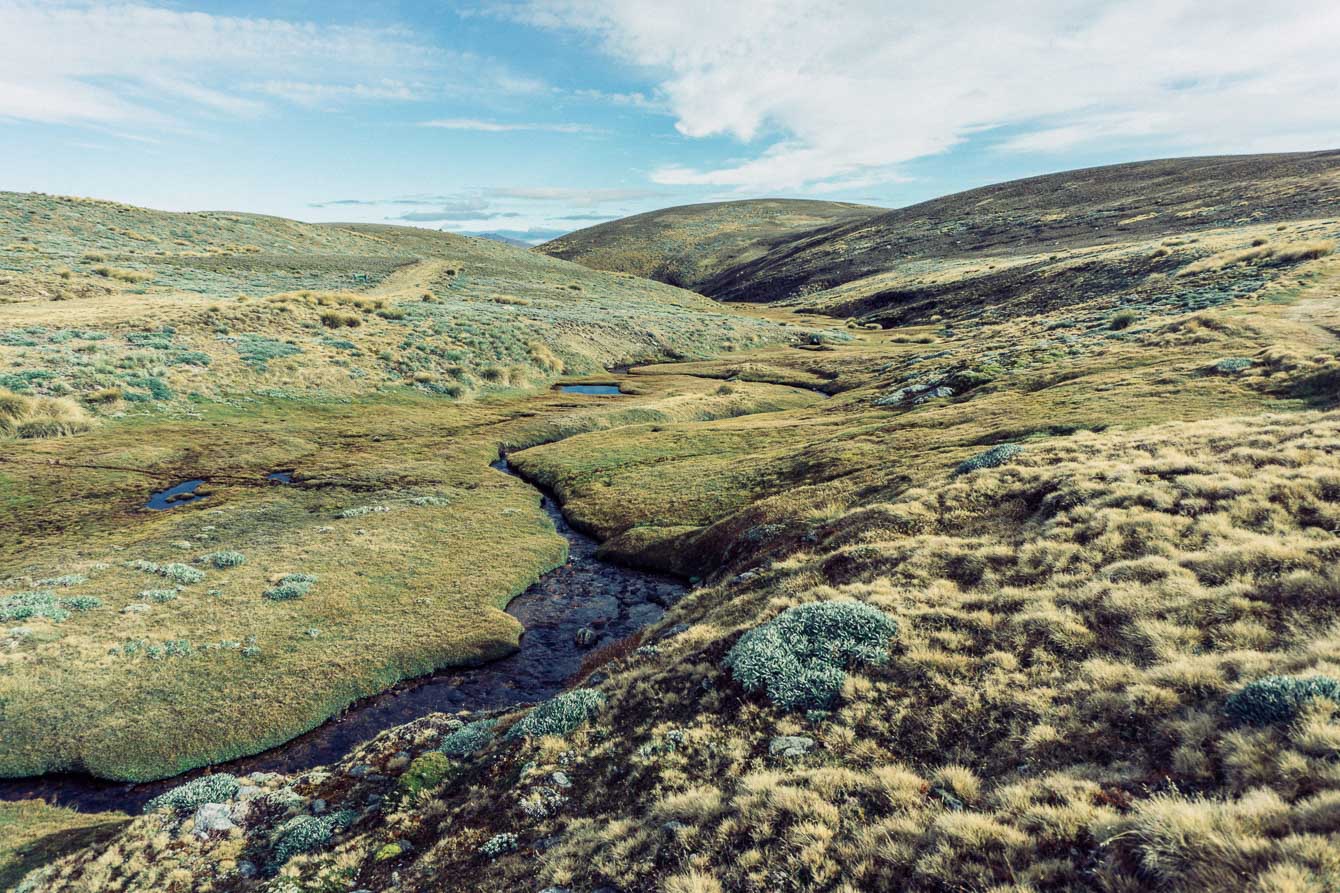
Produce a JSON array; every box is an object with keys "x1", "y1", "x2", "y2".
[
  {"x1": 144, "y1": 773, "x2": 239, "y2": 813},
  {"x1": 202, "y1": 550, "x2": 246, "y2": 569},
  {"x1": 1225, "y1": 675, "x2": 1340, "y2": 726},
  {"x1": 439, "y1": 718, "x2": 498, "y2": 757},
  {"x1": 264, "y1": 573, "x2": 315, "y2": 601},
  {"x1": 723, "y1": 600, "x2": 898, "y2": 711},
  {"x1": 953, "y1": 443, "x2": 1023, "y2": 476},
  {"x1": 504, "y1": 689, "x2": 606, "y2": 740},
  {"x1": 0, "y1": 591, "x2": 69, "y2": 623}
]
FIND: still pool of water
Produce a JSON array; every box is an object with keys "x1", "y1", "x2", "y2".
[
  {"x1": 558, "y1": 384, "x2": 623, "y2": 395},
  {"x1": 144, "y1": 479, "x2": 206, "y2": 510}
]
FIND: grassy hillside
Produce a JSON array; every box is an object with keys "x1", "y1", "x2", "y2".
[
  {"x1": 701, "y1": 151, "x2": 1340, "y2": 323},
  {"x1": 0, "y1": 192, "x2": 816, "y2": 783},
  {"x1": 536, "y1": 199, "x2": 881, "y2": 291},
  {"x1": 14, "y1": 159, "x2": 1340, "y2": 893}
]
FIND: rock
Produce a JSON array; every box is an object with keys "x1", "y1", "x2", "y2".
[
  {"x1": 236, "y1": 785, "x2": 264, "y2": 801},
  {"x1": 348, "y1": 763, "x2": 374, "y2": 778},
  {"x1": 910, "y1": 385, "x2": 955, "y2": 405},
  {"x1": 236, "y1": 860, "x2": 257, "y2": 879},
  {"x1": 540, "y1": 888, "x2": 573, "y2": 893},
  {"x1": 551, "y1": 771, "x2": 571, "y2": 788},
  {"x1": 587, "y1": 671, "x2": 609, "y2": 686},
  {"x1": 192, "y1": 802, "x2": 235, "y2": 836},
  {"x1": 649, "y1": 587, "x2": 685, "y2": 607},
  {"x1": 311, "y1": 798, "x2": 327, "y2": 814},
  {"x1": 655, "y1": 623, "x2": 689, "y2": 641},
  {"x1": 662, "y1": 820, "x2": 687, "y2": 835},
  {"x1": 626, "y1": 603, "x2": 664, "y2": 626},
  {"x1": 769, "y1": 735, "x2": 817, "y2": 758},
  {"x1": 574, "y1": 627, "x2": 597, "y2": 648}
]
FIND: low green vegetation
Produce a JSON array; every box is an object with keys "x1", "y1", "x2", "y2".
[
  {"x1": 504, "y1": 688, "x2": 606, "y2": 740},
  {"x1": 723, "y1": 600, "x2": 898, "y2": 710}
]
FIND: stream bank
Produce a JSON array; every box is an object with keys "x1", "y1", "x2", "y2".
[{"x1": 0, "y1": 457, "x2": 685, "y2": 814}]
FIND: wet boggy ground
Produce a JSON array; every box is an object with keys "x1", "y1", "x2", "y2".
[{"x1": 0, "y1": 459, "x2": 684, "y2": 814}]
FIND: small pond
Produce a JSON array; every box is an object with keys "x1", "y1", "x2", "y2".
[
  {"x1": 557, "y1": 384, "x2": 623, "y2": 396},
  {"x1": 144, "y1": 479, "x2": 206, "y2": 511},
  {"x1": 266, "y1": 471, "x2": 294, "y2": 484}
]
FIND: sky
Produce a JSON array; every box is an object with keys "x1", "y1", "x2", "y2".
[{"x1": 2, "y1": 1, "x2": 1339, "y2": 244}]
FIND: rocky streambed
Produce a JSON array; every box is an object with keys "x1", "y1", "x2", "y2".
[{"x1": 0, "y1": 456, "x2": 685, "y2": 814}]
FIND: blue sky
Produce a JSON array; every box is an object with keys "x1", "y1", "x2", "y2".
[{"x1": 3, "y1": 1, "x2": 1339, "y2": 243}]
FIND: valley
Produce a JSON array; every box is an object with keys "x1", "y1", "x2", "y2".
[{"x1": 5, "y1": 151, "x2": 1340, "y2": 892}]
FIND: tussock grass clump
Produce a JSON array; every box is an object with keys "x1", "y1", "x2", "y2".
[
  {"x1": 0, "y1": 389, "x2": 93, "y2": 439},
  {"x1": 505, "y1": 689, "x2": 606, "y2": 740},
  {"x1": 1225, "y1": 675, "x2": 1340, "y2": 726},
  {"x1": 1180, "y1": 239, "x2": 1334, "y2": 275},
  {"x1": 91, "y1": 266, "x2": 153, "y2": 283},
  {"x1": 319, "y1": 309, "x2": 362, "y2": 329},
  {"x1": 1108, "y1": 309, "x2": 1139, "y2": 330},
  {"x1": 144, "y1": 773, "x2": 238, "y2": 813},
  {"x1": 723, "y1": 600, "x2": 898, "y2": 710}
]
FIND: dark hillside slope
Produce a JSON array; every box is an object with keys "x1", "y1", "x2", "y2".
[
  {"x1": 704, "y1": 150, "x2": 1340, "y2": 321},
  {"x1": 536, "y1": 198, "x2": 882, "y2": 290}
]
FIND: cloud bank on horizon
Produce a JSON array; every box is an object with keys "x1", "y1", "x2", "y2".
[{"x1": 1, "y1": 0, "x2": 1338, "y2": 236}]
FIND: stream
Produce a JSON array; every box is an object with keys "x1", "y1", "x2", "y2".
[{"x1": 0, "y1": 457, "x2": 685, "y2": 814}]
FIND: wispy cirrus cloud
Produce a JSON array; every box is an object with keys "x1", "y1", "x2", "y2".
[
  {"x1": 310, "y1": 187, "x2": 662, "y2": 210},
  {"x1": 418, "y1": 117, "x2": 599, "y2": 134},
  {"x1": 0, "y1": 1, "x2": 538, "y2": 129},
  {"x1": 505, "y1": 0, "x2": 1340, "y2": 192}
]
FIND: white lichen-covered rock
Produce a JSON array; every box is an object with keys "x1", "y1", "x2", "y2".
[
  {"x1": 769, "y1": 735, "x2": 817, "y2": 758},
  {"x1": 192, "y1": 802, "x2": 236, "y2": 836}
]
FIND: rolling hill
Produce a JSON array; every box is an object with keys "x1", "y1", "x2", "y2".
[{"x1": 536, "y1": 198, "x2": 882, "y2": 291}]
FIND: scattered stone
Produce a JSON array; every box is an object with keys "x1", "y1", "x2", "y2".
[
  {"x1": 192, "y1": 802, "x2": 235, "y2": 836},
  {"x1": 769, "y1": 735, "x2": 817, "y2": 758},
  {"x1": 236, "y1": 785, "x2": 264, "y2": 801},
  {"x1": 311, "y1": 798, "x2": 327, "y2": 814},
  {"x1": 551, "y1": 771, "x2": 571, "y2": 788},
  {"x1": 655, "y1": 623, "x2": 689, "y2": 641},
  {"x1": 348, "y1": 763, "x2": 373, "y2": 778},
  {"x1": 236, "y1": 860, "x2": 257, "y2": 879}
]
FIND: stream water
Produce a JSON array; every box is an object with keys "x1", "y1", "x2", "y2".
[{"x1": 0, "y1": 458, "x2": 684, "y2": 814}]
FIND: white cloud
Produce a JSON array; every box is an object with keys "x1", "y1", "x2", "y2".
[
  {"x1": 0, "y1": 1, "x2": 532, "y2": 128},
  {"x1": 419, "y1": 118, "x2": 598, "y2": 134},
  {"x1": 509, "y1": 0, "x2": 1340, "y2": 191},
  {"x1": 487, "y1": 186, "x2": 663, "y2": 203}
]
